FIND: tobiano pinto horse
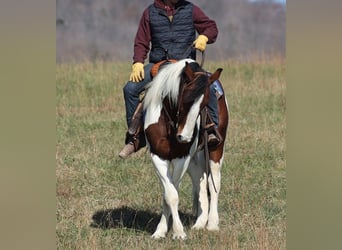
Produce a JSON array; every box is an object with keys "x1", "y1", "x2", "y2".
[{"x1": 143, "y1": 59, "x2": 229, "y2": 239}]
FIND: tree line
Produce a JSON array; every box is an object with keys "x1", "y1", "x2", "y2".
[{"x1": 56, "y1": 0, "x2": 285, "y2": 63}]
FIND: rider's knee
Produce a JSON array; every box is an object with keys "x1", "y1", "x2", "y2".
[{"x1": 123, "y1": 81, "x2": 139, "y2": 96}]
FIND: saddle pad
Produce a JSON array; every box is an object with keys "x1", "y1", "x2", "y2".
[{"x1": 213, "y1": 80, "x2": 224, "y2": 100}]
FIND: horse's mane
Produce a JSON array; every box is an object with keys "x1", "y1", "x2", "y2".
[{"x1": 144, "y1": 59, "x2": 195, "y2": 110}]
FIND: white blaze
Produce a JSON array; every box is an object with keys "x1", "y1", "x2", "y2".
[{"x1": 177, "y1": 95, "x2": 203, "y2": 142}]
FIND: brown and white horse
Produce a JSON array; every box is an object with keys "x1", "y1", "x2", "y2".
[{"x1": 143, "y1": 59, "x2": 229, "y2": 239}]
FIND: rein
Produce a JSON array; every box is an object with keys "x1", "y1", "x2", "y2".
[
  {"x1": 182, "y1": 45, "x2": 205, "y2": 68},
  {"x1": 162, "y1": 103, "x2": 175, "y2": 134},
  {"x1": 199, "y1": 50, "x2": 205, "y2": 68},
  {"x1": 200, "y1": 108, "x2": 218, "y2": 193},
  {"x1": 162, "y1": 70, "x2": 208, "y2": 134}
]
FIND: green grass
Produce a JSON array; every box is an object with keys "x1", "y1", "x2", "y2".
[{"x1": 56, "y1": 58, "x2": 286, "y2": 249}]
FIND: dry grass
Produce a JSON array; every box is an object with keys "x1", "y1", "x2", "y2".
[{"x1": 56, "y1": 58, "x2": 286, "y2": 249}]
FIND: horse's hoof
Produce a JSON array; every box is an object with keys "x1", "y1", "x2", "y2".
[
  {"x1": 192, "y1": 217, "x2": 208, "y2": 230},
  {"x1": 172, "y1": 232, "x2": 187, "y2": 240},
  {"x1": 192, "y1": 223, "x2": 206, "y2": 230},
  {"x1": 206, "y1": 224, "x2": 219, "y2": 231},
  {"x1": 151, "y1": 232, "x2": 166, "y2": 239}
]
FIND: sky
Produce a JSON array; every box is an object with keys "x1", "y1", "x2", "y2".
[{"x1": 250, "y1": 0, "x2": 286, "y2": 3}]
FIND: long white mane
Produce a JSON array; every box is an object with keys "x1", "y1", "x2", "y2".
[
  {"x1": 143, "y1": 59, "x2": 195, "y2": 128},
  {"x1": 144, "y1": 59, "x2": 195, "y2": 111}
]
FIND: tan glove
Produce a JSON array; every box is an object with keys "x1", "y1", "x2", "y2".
[
  {"x1": 129, "y1": 62, "x2": 144, "y2": 82},
  {"x1": 193, "y1": 34, "x2": 208, "y2": 52}
]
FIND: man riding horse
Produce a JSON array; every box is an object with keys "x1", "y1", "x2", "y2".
[{"x1": 119, "y1": 0, "x2": 222, "y2": 158}]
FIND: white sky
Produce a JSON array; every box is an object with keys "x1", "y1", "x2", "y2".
[{"x1": 250, "y1": 0, "x2": 286, "y2": 3}]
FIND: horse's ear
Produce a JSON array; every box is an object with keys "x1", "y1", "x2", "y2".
[
  {"x1": 208, "y1": 68, "x2": 223, "y2": 84},
  {"x1": 184, "y1": 62, "x2": 195, "y2": 80}
]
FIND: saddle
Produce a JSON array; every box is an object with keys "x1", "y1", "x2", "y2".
[{"x1": 151, "y1": 59, "x2": 178, "y2": 78}]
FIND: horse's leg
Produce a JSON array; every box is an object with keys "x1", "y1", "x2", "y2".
[
  {"x1": 169, "y1": 157, "x2": 192, "y2": 240},
  {"x1": 154, "y1": 197, "x2": 171, "y2": 238},
  {"x1": 187, "y1": 158, "x2": 199, "y2": 216},
  {"x1": 171, "y1": 157, "x2": 191, "y2": 189},
  {"x1": 151, "y1": 154, "x2": 188, "y2": 240},
  {"x1": 150, "y1": 154, "x2": 172, "y2": 239},
  {"x1": 188, "y1": 152, "x2": 209, "y2": 230},
  {"x1": 207, "y1": 157, "x2": 223, "y2": 231}
]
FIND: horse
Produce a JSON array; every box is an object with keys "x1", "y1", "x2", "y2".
[{"x1": 143, "y1": 59, "x2": 229, "y2": 239}]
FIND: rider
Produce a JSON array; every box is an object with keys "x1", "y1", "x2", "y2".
[{"x1": 119, "y1": 0, "x2": 222, "y2": 158}]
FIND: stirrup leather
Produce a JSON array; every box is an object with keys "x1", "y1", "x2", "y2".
[{"x1": 200, "y1": 108, "x2": 222, "y2": 150}]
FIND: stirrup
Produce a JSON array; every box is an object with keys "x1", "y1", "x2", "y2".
[
  {"x1": 205, "y1": 123, "x2": 222, "y2": 149},
  {"x1": 208, "y1": 133, "x2": 220, "y2": 149}
]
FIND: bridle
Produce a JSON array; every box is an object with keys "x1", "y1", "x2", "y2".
[
  {"x1": 162, "y1": 70, "x2": 208, "y2": 135},
  {"x1": 176, "y1": 71, "x2": 208, "y2": 122},
  {"x1": 181, "y1": 45, "x2": 206, "y2": 68}
]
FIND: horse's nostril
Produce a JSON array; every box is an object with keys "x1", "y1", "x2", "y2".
[{"x1": 177, "y1": 134, "x2": 189, "y2": 143}]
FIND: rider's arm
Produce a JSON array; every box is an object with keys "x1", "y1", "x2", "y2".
[
  {"x1": 192, "y1": 5, "x2": 218, "y2": 44},
  {"x1": 133, "y1": 8, "x2": 151, "y2": 64}
]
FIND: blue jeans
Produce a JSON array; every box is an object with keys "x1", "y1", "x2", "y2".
[
  {"x1": 123, "y1": 63, "x2": 219, "y2": 127},
  {"x1": 123, "y1": 63, "x2": 154, "y2": 127}
]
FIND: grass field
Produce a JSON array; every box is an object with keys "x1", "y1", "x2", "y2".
[{"x1": 56, "y1": 58, "x2": 286, "y2": 249}]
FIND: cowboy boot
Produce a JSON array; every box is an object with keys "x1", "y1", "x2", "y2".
[
  {"x1": 205, "y1": 112, "x2": 222, "y2": 149},
  {"x1": 119, "y1": 101, "x2": 145, "y2": 159},
  {"x1": 119, "y1": 131, "x2": 146, "y2": 159}
]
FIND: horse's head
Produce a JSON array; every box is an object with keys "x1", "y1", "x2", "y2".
[{"x1": 175, "y1": 62, "x2": 222, "y2": 143}]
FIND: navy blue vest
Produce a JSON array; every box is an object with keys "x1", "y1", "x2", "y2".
[{"x1": 148, "y1": 1, "x2": 196, "y2": 63}]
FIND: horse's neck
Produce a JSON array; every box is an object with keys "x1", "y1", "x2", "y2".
[
  {"x1": 163, "y1": 98, "x2": 177, "y2": 119},
  {"x1": 144, "y1": 102, "x2": 161, "y2": 130}
]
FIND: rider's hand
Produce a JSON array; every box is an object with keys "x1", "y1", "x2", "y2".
[
  {"x1": 193, "y1": 35, "x2": 208, "y2": 52},
  {"x1": 129, "y1": 62, "x2": 144, "y2": 82}
]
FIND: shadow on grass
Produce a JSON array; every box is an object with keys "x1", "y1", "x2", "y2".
[{"x1": 91, "y1": 206, "x2": 196, "y2": 234}]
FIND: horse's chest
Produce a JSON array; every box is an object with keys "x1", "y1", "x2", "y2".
[{"x1": 145, "y1": 124, "x2": 194, "y2": 160}]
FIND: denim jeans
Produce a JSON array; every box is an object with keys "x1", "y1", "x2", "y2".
[
  {"x1": 123, "y1": 63, "x2": 219, "y2": 128},
  {"x1": 123, "y1": 63, "x2": 154, "y2": 127}
]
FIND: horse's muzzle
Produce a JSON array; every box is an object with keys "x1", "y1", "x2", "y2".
[{"x1": 176, "y1": 134, "x2": 192, "y2": 143}]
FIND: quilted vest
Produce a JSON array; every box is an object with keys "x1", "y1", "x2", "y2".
[{"x1": 148, "y1": 2, "x2": 196, "y2": 63}]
